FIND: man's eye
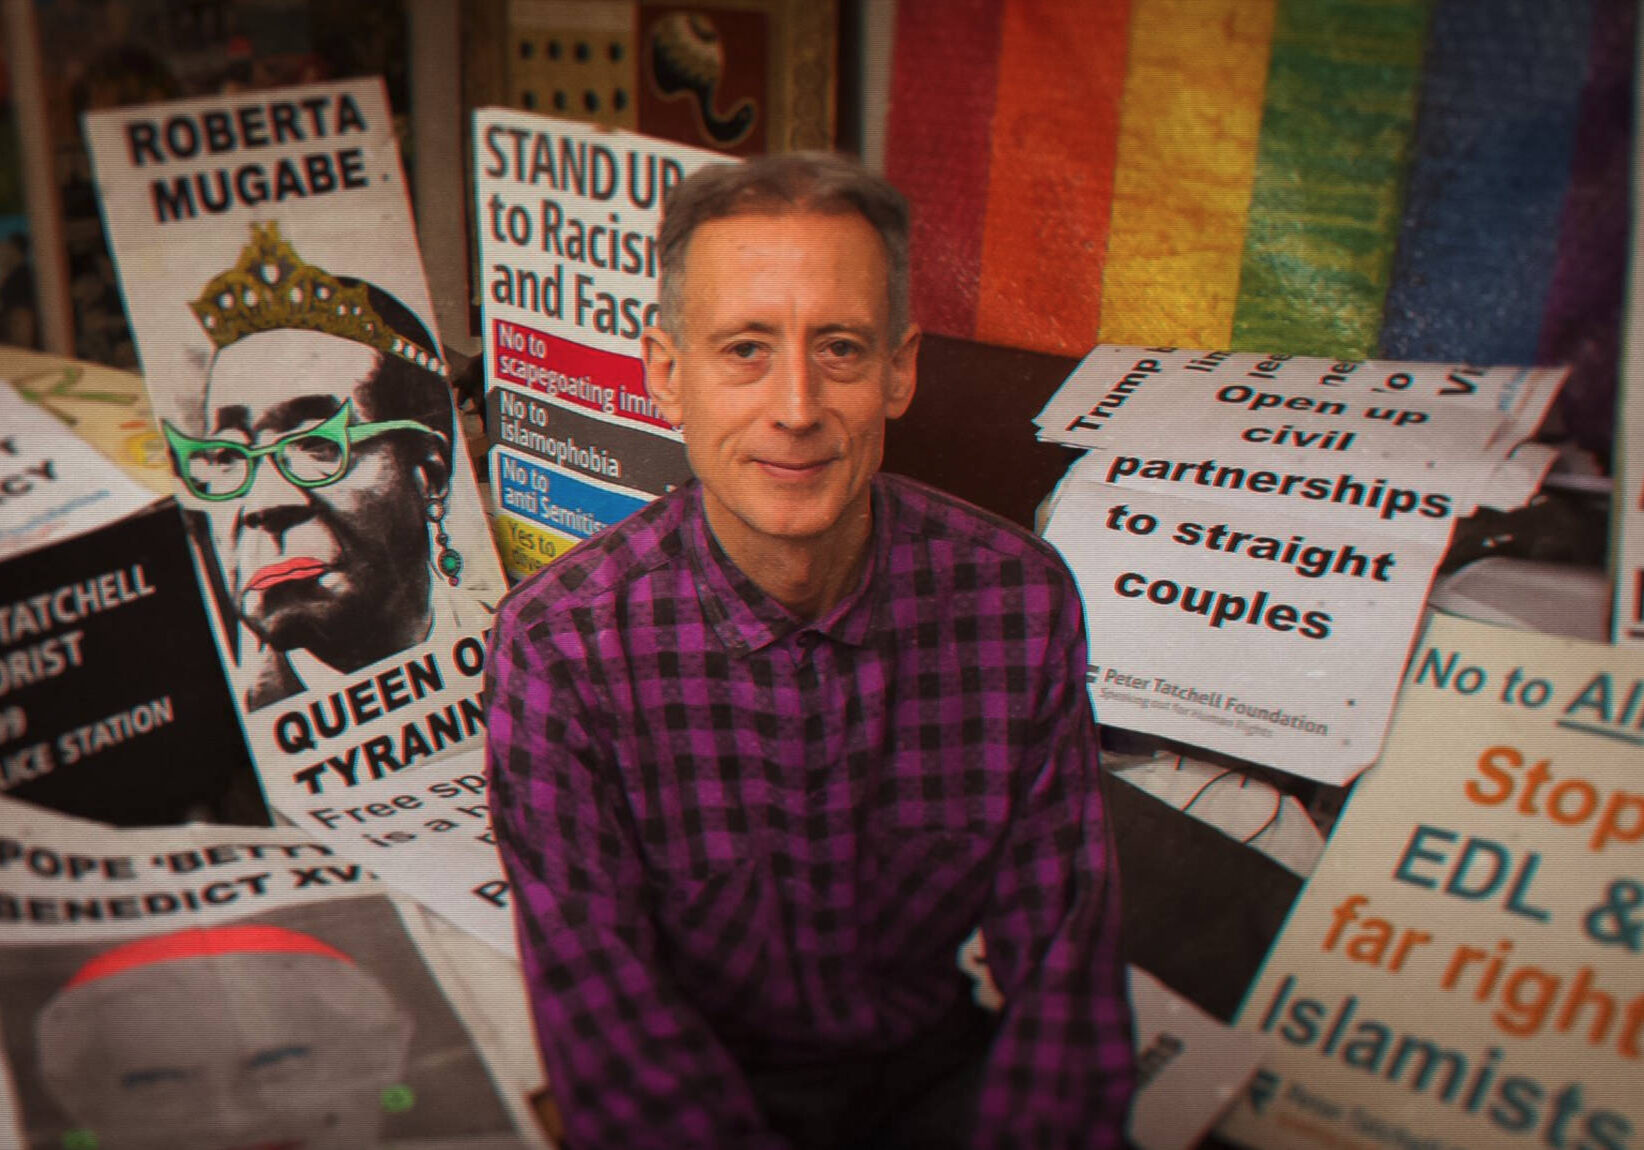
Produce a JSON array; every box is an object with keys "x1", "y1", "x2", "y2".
[
  {"x1": 820, "y1": 339, "x2": 864, "y2": 362},
  {"x1": 248, "y1": 1044, "x2": 312, "y2": 1070},
  {"x1": 727, "y1": 342, "x2": 764, "y2": 360}
]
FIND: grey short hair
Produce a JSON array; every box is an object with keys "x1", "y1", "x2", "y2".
[{"x1": 655, "y1": 152, "x2": 911, "y2": 341}]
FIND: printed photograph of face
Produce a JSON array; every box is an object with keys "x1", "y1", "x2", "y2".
[
  {"x1": 0, "y1": 898, "x2": 523, "y2": 1150},
  {"x1": 163, "y1": 224, "x2": 463, "y2": 710}
]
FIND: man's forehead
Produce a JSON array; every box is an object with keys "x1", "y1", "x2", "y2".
[
  {"x1": 683, "y1": 207, "x2": 887, "y2": 262},
  {"x1": 205, "y1": 329, "x2": 381, "y2": 429},
  {"x1": 678, "y1": 210, "x2": 891, "y2": 325}
]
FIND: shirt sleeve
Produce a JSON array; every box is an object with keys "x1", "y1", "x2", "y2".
[
  {"x1": 972, "y1": 577, "x2": 1137, "y2": 1149},
  {"x1": 485, "y1": 608, "x2": 792, "y2": 1150}
]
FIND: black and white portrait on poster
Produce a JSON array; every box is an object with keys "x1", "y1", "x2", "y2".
[{"x1": 82, "y1": 79, "x2": 506, "y2": 820}]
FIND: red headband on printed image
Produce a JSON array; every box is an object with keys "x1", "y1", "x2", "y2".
[{"x1": 65, "y1": 924, "x2": 354, "y2": 988}]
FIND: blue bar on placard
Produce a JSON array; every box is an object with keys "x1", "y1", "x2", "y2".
[
  {"x1": 1379, "y1": 0, "x2": 1595, "y2": 363},
  {"x1": 494, "y1": 450, "x2": 650, "y2": 540}
]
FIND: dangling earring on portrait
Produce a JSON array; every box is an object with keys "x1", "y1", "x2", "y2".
[{"x1": 426, "y1": 495, "x2": 463, "y2": 587}]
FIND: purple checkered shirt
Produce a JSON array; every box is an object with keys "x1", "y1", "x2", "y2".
[{"x1": 486, "y1": 474, "x2": 1134, "y2": 1148}]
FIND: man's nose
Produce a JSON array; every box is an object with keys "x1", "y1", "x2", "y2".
[
  {"x1": 237, "y1": 453, "x2": 313, "y2": 535},
  {"x1": 770, "y1": 346, "x2": 822, "y2": 431}
]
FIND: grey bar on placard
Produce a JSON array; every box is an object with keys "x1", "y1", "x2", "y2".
[{"x1": 488, "y1": 386, "x2": 692, "y2": 497}]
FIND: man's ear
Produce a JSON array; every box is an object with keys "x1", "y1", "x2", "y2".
[
  {"x1": 412, "y1": 447, "x2": 452, "y2": 503},
  {"x1": 642, "y1": 325, "x2": 685, "y2": 427},
  {"x1": 884, "y1": 323, "x2": 920, "y2": 420}
]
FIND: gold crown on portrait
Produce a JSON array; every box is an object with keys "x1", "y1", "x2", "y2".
[{"x1": 190, "y1": 222, "x2": 447, "y2": 378}]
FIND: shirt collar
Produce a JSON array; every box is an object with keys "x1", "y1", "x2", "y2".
[{"x1": 683, "y1": 478, "x2": 890, "y2": 655}]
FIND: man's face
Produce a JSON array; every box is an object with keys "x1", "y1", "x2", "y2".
[
  {"x1": 37, "y1": 952, "x2": 412, "y2": 1150},
  {"x1": 643, "y1": 211, "x2": 918, "y2": 557},
  {"x1": 200, "y1": 330, "x2": 433, "y2": 662}
]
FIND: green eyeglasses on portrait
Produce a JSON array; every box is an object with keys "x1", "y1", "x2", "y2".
[{"x1": 162, "y1": 400, "x2": 445, "y2": 502}]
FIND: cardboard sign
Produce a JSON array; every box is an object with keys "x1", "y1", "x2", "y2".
[
  {"x1": 1221, "y1": 613, "x2": 1644, "y2": 1150},
  {"x1": 473, "y1": 110, "x2": 725, "y2": 577},
  {"x1": 82, "y1": 80, "x2": 507, "y2": 829}
]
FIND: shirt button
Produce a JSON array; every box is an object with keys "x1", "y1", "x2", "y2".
[{"x1": 796, "y1": 631, "x2": 820, "y2": 650}]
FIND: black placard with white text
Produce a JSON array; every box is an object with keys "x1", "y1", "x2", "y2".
[{"x1": 0, "y1": 502, "x2": 263, "y2": 824}]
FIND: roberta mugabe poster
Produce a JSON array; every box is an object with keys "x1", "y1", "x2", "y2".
[{"x1": 82, "y1": 79, "x2": 506, "y2": 827}]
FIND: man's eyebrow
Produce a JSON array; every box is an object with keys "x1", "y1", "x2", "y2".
[
  {"x1": 209, "y1": 404, "x2": 252, "y2": 436},
  {"x1": 705, "y1": 321, "x2": 779, "y2": 342},
  {"x1": 703, "y1": 320, "x2": 880, "y2": 343},
  {"x1": 211, "y1": 395, "x2": 342, "y2": 438},
  {"x1": 813, "y1": 322, "x2": 877, "y2": 340}
]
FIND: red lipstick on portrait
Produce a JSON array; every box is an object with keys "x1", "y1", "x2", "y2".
[{"x1": 245, "y1": 558, "x2": 328, "y2": 592}]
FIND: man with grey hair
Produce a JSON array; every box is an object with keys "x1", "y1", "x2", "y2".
[{"x1": 487, "y1": 152, "x2": 1134, "y2": 1149}]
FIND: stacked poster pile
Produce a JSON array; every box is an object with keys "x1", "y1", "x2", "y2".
[
  {"x1": 0, "y1": 797, "x2": 547, "y2": 1149},
  {"x1": 473, "y1": 111, "x2": 726, "y2": 579},
  {"x1": 1037, "y1": 347, "x2": 1567, "y2": 783}
]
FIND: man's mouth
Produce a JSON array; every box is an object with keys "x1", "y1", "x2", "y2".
[
  {"x1": 755, "y1": 457, "x2": 834, "y2": 478},
  {"x1": 245, "y1": 558, "x2": 329, "y2": 593}
]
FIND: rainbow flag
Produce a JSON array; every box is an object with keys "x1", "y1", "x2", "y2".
[{"x1": 883, "y1": 0, "x2": 1631, "y2": 455}]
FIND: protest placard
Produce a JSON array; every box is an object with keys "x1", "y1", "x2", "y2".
[
  {"x1": 285, "y1": 747, "x2": 514, "y2": 956},
  {"x1": 0, "y1": 500, "x2": 260, "y2": 825},
  {"x1": 1037, "y1": 343, "x2": 1567, "y2": 780},
  {"x1": 1036, "y1": 348, "x2": 1565, "y2": 518},
  {"x1": 0, "y1": 798, "x2": 547, "y2": 1148},
  {"x1": 1129, "y1": 966, "x2": 1264, "y2": 1150},
  {"x1": 1220, "y1": 613, "x2": 1644, "y2": 1150},
  {"x1": 1612, "y1": 55, "x2": 1644, "y2": 646},
  {"x1": 82, "y1": 79, "x2": 508, "y2": 828},
  {"x1": 0, "y1": 348, "x2": 172, "y2": 497},
  {"x1": 0, "y1": 384, "x2": 157, "y2": 563},
  {"x1": 1045, "y1": 480, "x2": 1449, "y2": 782},
  {"x1": 474, "y1": 111, "x2": 726, "y2": 577}
]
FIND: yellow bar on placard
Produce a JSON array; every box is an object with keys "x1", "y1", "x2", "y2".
[
  {"x1": 1098, "y1": 0, "x2": 1277, "y2": 348},
  {"x1": 491, "y1": 513, "x2": 581, "y2": 580}
]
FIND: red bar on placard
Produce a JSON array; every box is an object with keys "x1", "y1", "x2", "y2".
[{"x1": 491, "y1": 318, "x2": 671, "y2": 431}]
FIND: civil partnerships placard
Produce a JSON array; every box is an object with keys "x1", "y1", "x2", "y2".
[
  {"x1": 1045, "y1": 475, "x2": 1449, "y2": 783},
  {"x1": 82, "y1": 80, "x2": 507, "y2": 827},
  {"x1": 1039, "y1": 346, "x2": 1566, "y2": 782},
  {"x1": 1037, "y1": 347, "x2": 1564, "y2": 519},
  {"x1": 1221, "y1": 613, "x2": 1644, "y2": 1150},
  {"x1": 474, "y1": 110, "x2": 726, "y2": 578}
]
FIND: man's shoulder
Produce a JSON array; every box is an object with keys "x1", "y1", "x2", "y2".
[
  {"x1": 879, "y1": 473, "x2": 1071, "y2": 583},
  {"x1": 492, "y1": 487, "x2": 690, "y2": 638}
]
